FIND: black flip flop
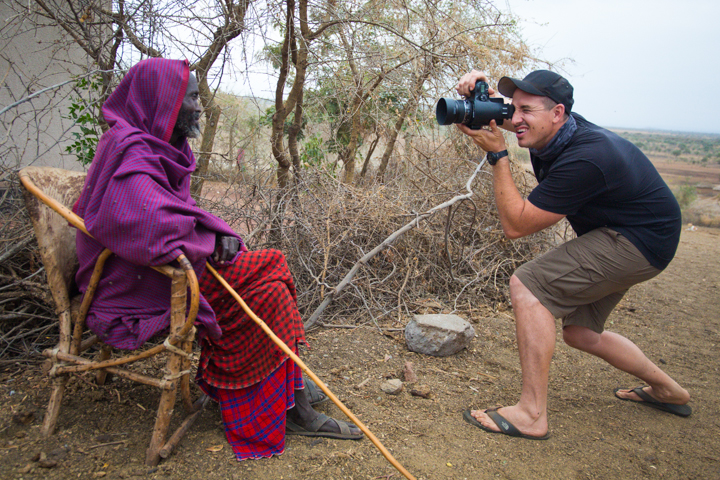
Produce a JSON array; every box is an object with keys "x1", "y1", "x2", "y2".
[
  {"x1": 463, "y1": 408, "x2": 550, "y2": 440},
  {"x1": 614, "y1": 386, "x2": 692, "y2": 417},
  {"x1": 286, "y1": 413, "x2": 363, "y2": 440}
]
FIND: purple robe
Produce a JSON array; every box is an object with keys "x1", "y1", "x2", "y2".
[{"x1": 73, "y1": 58, "x2": 245, "y2": 349}]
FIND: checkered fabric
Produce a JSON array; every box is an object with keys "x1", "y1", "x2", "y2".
[
  {"x1": 198, "y1": 359, "x2": 303, "y2": 460},
  {"x1": 197, "y1": 249, "x2": 306, "y2": 389}
]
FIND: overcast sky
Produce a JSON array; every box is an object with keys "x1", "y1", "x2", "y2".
[
  {"x1": 227, "y1": 1, "x2": 719, "y2": 134},
  {"x1": 503, "y1": 0, "x2": 720, "y2": 134}
]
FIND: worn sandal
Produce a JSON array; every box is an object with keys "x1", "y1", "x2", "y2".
[
  {"x1": 463, "y1": 408, "x2": 550, "y2": 440},
  {"x1": 304, "y1": 376, "x2": 329, "y2": 406},
  {"x1": 286, "y1": 413, "x2": 363, "y2": 440},
  {"x1": 614, "y1": 386, "x2": 692, "y2": 417}
]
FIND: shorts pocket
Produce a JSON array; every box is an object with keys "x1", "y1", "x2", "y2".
[{"x1": 535, "y1": 251, "x2": 601, "y2": 298}]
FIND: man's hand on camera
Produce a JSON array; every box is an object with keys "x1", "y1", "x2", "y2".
[
  {"x1": 213, "y1": 235, "x2": 240, "y2": 264},
  {"x1": 457, "y1": 120, "x2": 507, "y2": 159},
  {"x1": 457, "y1": 70, "x2": 496, "y2": 97}
]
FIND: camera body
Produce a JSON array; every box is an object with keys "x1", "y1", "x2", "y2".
[{"x1": 435, "y1": 80, "x2": 514, "y2": 129}]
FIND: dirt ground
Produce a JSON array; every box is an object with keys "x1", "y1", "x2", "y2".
[
  {"x1": 651, "y1": 160, "x2": 720, "y2": 199},
  {"x1": 652, "y1": 160, "x2": 720, "y2": 186},
  {"x1": 1, "y1": 226, "x2": 719, "y2": 480}
]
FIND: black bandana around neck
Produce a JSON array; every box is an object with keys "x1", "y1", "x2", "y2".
[{"x1": 529, "y1": 114, "x2": 577, "y2": 162}]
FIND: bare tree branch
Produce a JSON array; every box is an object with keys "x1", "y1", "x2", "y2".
[{"x1": 304, "y1": 158, "x2": 487, "y2": 330}]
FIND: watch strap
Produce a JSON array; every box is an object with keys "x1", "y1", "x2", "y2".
[{"x1": 486, "y1": 149, "x2": 508, "y2": 166}]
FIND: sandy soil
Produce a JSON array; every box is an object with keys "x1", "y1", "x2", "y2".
[{"x1": 1, "y1": 227, "x2": 719, "y2": 480}]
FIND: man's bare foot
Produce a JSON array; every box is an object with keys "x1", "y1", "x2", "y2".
[
  {"x1": 614, "y1": 386, "x2": 692, "y2": 417},
  {"x1": 614, "y1": 385, "x2": 690, "y2": 405},
  {"x1": 469, "y1": 404, "x2": 548, "y2": 438}
]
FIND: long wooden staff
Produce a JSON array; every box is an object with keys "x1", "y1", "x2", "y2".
[
  {"x1": 19, "y1": 172, "x2": 416, "y2": 479},
  {"x1": 205, "y1": 263, "x2": 416, "y2": 480}
]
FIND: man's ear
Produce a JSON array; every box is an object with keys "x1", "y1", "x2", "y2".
[{"x1": 552, "y1": 104, "x2": 566, "y2": 124}]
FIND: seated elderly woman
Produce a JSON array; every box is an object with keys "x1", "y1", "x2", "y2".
[{"x1": 72, "y1": 58, "x2": 362, "y2": 460}]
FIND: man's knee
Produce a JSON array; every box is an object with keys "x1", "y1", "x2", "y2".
[
  {"x1": 509, "y1": 274, "x2": 526, "y2": 296},
  {"x1": 510, "y1": 274, "x2": 541, "y2": 309},
  {"x1": 562, "y1": 325, "x2": 599, "y2": 350}
]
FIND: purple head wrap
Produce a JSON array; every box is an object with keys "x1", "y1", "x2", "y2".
[{"x1": 73, "y1": 58, "x2": 244, "y2": 349}]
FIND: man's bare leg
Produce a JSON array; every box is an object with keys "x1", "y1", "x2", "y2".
[
  {"x1": 470, "y1": 274, "x2": 555, "y2": 437},
  {"x1": 562, "y1": 325, "x2": 690, "y2": 405}
]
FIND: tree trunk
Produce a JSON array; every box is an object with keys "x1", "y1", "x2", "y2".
[
  {"x1": 341, "y1": 123, "x2": 361, "y2": 183},
  {"x1": 268, "y1": 0, "x2": 331, "y2": 244},
  {"x1": 341, "y1": 96, "x2": 363, "y2": 184},
  {"x1": 288, "y1": 90, "x2": 305, "y2": 178},
  {"x1": 376, "y1": 70, "x2": 431, "y2": 181},
  {"x1": 376, "y1": 104, "x2": 410, "y2": 182},
  {"x1": 270, "y1": 122, "x2": 293, "y2": 245},
  {"x1": 191, "y1": 74, "x2": 221, "y2": 198},
  {"x1": 359, "y1": 131, "x2": 380, "y2": 178}
]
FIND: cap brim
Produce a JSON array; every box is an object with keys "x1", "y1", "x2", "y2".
[{"x1": 498, "y1": 76, "x2": 545, "y2": 98}]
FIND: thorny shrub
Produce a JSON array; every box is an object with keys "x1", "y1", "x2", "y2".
[
  {"x1": 1, "y1": 127, "x2": 566, "y2": 363},
  {"x1": 197, "y1": 133, "x2": 565, "y2": 330}
]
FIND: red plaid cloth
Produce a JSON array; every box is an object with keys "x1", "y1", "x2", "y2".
[
  {"x1": 197, "y1": 249, "x2": 306, "y2": 389},
  {"x1": 198, "y1": 359, "x2": 303, "y2": 460}
]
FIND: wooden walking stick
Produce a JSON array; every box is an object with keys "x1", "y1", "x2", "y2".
[
  {"x1": 205, "y1": 263, "x2": 417, "y2": 480},
  {"x1": 19, "y1": 170, "x2": 416, "y2": 479}
]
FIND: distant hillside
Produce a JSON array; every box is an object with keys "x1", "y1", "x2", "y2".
[
  {"x1": 609, "y1": 128, "x2": 720, "y2": 167},
  {"x1": 238, "y1": 96, "x2": 274, "y2": 112}
]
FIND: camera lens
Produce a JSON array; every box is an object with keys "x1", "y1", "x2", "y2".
[
  {"x1": 435, "y1": 98, "x2": 468, "y2": 125},
  {"x1": 434, "y1": 80, "x2": 514, "y2": 129}
]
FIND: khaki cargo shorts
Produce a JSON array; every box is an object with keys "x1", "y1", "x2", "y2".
[{"x1": 514, "y1": 227, "x2": 661, "y2": 333}]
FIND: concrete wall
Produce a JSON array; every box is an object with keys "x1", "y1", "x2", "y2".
[{"x1": 0, "y1": 1, "x2": 92, "y2": 171}]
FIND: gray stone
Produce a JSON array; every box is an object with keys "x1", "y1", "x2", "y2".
[
  {"x1": 380, "y1": 379, "x2": 403, "y2": 395},
  {"x1": 404, "y1": 314, "x2": 475, "y2": 356}
]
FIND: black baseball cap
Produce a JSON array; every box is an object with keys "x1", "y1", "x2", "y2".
[{"x1": 498, "y1": 70, "x2": 574, "y2": 113}]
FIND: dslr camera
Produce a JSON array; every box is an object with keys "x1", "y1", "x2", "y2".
[{"x1": 436, "y1": 80, "x2": 514, "y2": 129}]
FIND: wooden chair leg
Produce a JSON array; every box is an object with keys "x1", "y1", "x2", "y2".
[
  {"x1": 42, "y1": 309, "x2": 72, "y2": 436},
  {"x1": 41, "y1": 376, "x2": 69, "y2": 436},
  {"x1": 159, "y1": 394, "x2": 210, "y2": 459},
  {"x1": 180, "y1": 330, "x2": 195, "y2": 413},
  {"x1": 95, "y1": 345, "x2": 112, "y2": 386},
  {"x1": 146, "y1": 374, "x2": 180, "y2": 466},
  {"x1": 145, "y1": 269, "x2": 187, "y2": 466}
]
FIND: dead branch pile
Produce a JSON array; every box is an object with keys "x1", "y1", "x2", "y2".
[
  {"x1": 0, "y1": 165, "x2": 56, "y2": 364},
  {"x1": 198, "y1": 137, "x2": 563, "y2": 331},
  {"x1": 0, "y1": 132, "x2": 565, "y2": 364}
]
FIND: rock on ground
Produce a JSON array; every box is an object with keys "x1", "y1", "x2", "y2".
[
  {"x1": 380, "y1": 379, "x2": 403, "y2": 395},
  {"x1": 404, "y1": 314, "x2": 475, "y2": 356}
]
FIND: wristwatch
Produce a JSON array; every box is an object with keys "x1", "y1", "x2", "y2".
[{"x1": 486, "y1": 150, "x2": 508, "y2": 166}]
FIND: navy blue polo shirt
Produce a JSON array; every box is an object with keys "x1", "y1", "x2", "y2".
[{"x1": 527, "y1": 114, "x2": 681, "y2": 270}]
